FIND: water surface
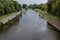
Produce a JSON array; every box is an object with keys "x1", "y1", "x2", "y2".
[{"x1": 0, "y1": 9, "x2": 60, "y2": 40}]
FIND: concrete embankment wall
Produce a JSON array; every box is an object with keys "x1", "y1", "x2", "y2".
[
  {"x1": 3, "y1": 15, "x2": 20, "y2": 28},
  {"x1": 37, "y1": 11, "x2": 60, "y2": 31},
  {"x1": 0, "y1": 9, "x2": 24, "y2": 29}
]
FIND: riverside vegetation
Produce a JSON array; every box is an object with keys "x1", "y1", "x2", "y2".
[
  {"x1": 28, "y1": 0, "x2": 60, "y2": 30},
  {"x1": 28, "y1": 0, "x2": 60, "y2": 18},
  {"x1": 0, "y1": 0, "x2": 21, "y2": 29}
]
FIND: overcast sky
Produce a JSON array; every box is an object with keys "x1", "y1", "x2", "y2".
[{"x1": 15, "y1": 0, "x2": 48, "y2": 5}]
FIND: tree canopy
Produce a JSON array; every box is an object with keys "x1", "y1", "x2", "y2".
[
  {"x1": 0, "y1": 0, "x2": 21, "y2": 16},
  {"x1": 47, "y1": 0, "x2": 60, "y2": 17}
]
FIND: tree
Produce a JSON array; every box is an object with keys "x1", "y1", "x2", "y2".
[
  {"x1": 0, "y1": 2, "x2": 4, "y2": 16},
  {"x1": 0, "y1": 0, "x2": 21, "y2": 16},
  {"x1": 22, "y1": 4, "x2": 27, "y2": 8}
]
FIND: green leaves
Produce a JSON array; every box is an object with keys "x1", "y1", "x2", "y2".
[
  {"x1": 0, "y1": 0, "x2": 21, "y2": 16},
  {"x1": 48, "y1": 0, "x2": 60, "y2": 17},
  {"x1": 0, "y1": 3, "x2": 4, "y2": 9}
]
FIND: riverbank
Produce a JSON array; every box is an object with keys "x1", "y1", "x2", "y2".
[
  {"x1": 35, "y1": 9, "x2": 60, "y2": 31},
  {"x1": 0, "y1": 9, "x2": 25, "y2": 29}
]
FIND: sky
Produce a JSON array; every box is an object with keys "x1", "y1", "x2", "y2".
[{"x1": 15, "y1": 0, "x2": 48, "y2": 5}]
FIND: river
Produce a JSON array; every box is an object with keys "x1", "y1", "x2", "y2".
[{"x1": 0, "y1": 9, "x2": 60, "y2": 40}]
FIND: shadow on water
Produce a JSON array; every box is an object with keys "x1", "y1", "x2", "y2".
[
  {"x1": 0, "y1": 13, "x2": 22, "y2": 33},
  {"x1": 47, "y1": 23, "x2": 60, "y2": 40},
  {"x1": 47, "y1": 22, "x2": 60, "y2": 32}
]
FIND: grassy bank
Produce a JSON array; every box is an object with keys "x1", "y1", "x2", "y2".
[
  {"x1": 0, "y1": 15, "x2": 20, "y2": 32},
  {"x1": 0, "y1": 13, "x2": 14, "y2": 20},
  {"x1": 35, "y1": 9, "x2": 60, "y2": 21},
  {"x1": 0, "y1": 10, "x2": 23, "y2": 29},
  {"x1": 35, "y1": 9, "x2": 60, "y2": 30},
  {"x1": 0, "y1": 9, "x2": 25, "y2": 29}
]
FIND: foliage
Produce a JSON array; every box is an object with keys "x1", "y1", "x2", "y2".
[
  {"x1": 39, "y1": 4, "x2": 47, "y2": 11},
  {"x1": 0, "y1": 0, "x2": 21, "y2": 16},
  {"x1": 47, "y1": 0, "x2": 60, "y2": 17},
  {"x1": 28, "y1": 4, "x2": 40, "y2": 9},
  {"x1": 22, "y1": 4, "x2": 27, "y2": 8},
  {"x1": 28, "y1": 4, "x2": 47, "y2": 10}
]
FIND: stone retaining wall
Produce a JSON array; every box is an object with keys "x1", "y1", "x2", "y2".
[{"x1": 38, "y1": 11, "x2": 60, "y2": 31}]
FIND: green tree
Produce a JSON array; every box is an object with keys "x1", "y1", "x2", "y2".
[
  {"x1": 47, "y1": 0, "x2": 60, "y2": 17},
  {"x1": 0, "y1": 0, "x2": 21, "y2": 16},
  {"x1": 0, "y1": 2, "x2": 4, "y2": 16},
  {"x1": 22, "y1": 4, "x2": 27, "y2": 8}
]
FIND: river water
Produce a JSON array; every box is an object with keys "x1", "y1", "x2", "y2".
[{"x1": 0, "y1": 9, "x2": 60, "y2": 40}]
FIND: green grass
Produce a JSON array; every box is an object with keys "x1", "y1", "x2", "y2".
[
  {"x1": 42, "y1": 10, "x2": 59, "y2": 19},
  {"x1": 0, "y1": 13, "x2": 13, "y2": 20},
  {"x1": 37, "y1": 9, "x2": 58, "y2": 18},
  {"x1": 35, "y1": 9, "x2": 60, "y2": 21}
]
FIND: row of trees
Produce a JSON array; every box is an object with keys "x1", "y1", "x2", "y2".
[
  {"x1": 28, "y1": 4, "x2": 39, "y2": 9},
  {"x1": 47, "y1": 0, "x2": 60, "y2": 17},
  {"x1": 0, "y1": 0, "x2": 21, "y2": 16},
  {"x1": 28, "y1": 0, "x2": 60, "y2": 17},
  {"x1": 28, "y1": 4, "x2": 47, "y2": 10}
]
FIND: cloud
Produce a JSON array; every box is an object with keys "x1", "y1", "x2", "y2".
[{"x1": 15, "y1": 0, "x2": 48, "y2": 5}]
